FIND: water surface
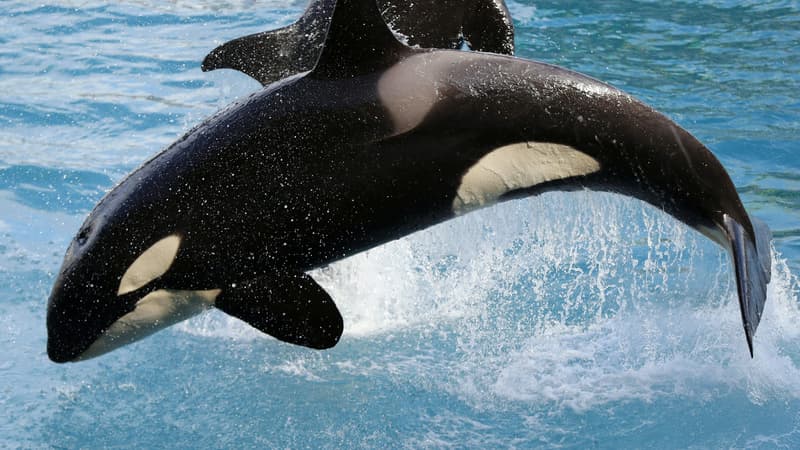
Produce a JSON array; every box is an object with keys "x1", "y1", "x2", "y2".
[{"x1": 1, "y1": 0, "x2": 799, "y2": 447}]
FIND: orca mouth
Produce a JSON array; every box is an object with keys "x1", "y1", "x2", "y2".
[
  {"x1": 78, "y1": 288, "x2": 220, "y2": 361},
  {"x1": 46, "y1": 298, "x2": 108, "y2": 363},
  {"x1": 46, "y1": 300, "x2": 112, "y2": 363},
  {"x1": 47, "y1": 282, "x2": 221, "y2": 363},
  {"x1": 46, "y1": 273, "x2": 130, "y2": 363},
  {"x1": 47, "y1": 335, "x2": 91, "y2": 363}
]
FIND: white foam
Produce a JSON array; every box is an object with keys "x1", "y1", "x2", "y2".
[
  {"x1": 270, "y1": 357, "x2": 325, "y2": 382},
  {"x1": 323, "y1": 192, "x2": 800, "y2": 411},
  {"x1": 485, "y1": 254, "x2": 800, "y2": 412},
  {"x1": 505, "y1": 0, "x2": 537, "y2": 24},
  {"x1": 177, "y1": 309, "x2": 264, "y2": 341},
  {"x1": 178, "y1": 191, "x2": 800, "y2": 412}
]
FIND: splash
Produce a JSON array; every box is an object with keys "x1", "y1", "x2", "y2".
[
  {"x1": 180, "y1": 191, "x2": 800, "y2": 411},
  {"x1": 505, "y1": 0, "x2": 537, "y2": 24},
  {"x1": 486, "y1": 255, "x2": 800, "y2": 412}
]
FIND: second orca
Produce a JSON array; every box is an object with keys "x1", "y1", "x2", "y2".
[{"x1": 201, "y1": 0, "x2": 515, "y2": 86}]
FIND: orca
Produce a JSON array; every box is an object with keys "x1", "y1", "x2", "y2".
[
  {"x1": 201, "y1": 0, "x2": 514, "y2": 86},
  {"x1": 47, "y1": 0, "x2": 771, "y2": 363}
]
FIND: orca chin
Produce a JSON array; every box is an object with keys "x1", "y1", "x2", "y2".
[
  {"x1": 77, "y1": 288, "x2": 221, "y2": 362},
  {"x1": 47, "y1": 337, "x2": 86, "y2": 363},
  {"x1": 47, "y1": 323, "x2": 99, "y2": 363},
  {"x1": 47, "y1": 287, "x2": 221, "y2": 363},
  {"x1": 46, "y1": 280, "x2": 118, "y2": 363}
]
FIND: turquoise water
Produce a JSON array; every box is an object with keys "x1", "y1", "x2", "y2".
[{"x1": 2, "y1": 0, "x2": 799, "y2": 447}]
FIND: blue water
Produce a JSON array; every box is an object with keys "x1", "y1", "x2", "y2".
[{"x1": 2, "y1": 0, "x2": 799, "y2": 447}]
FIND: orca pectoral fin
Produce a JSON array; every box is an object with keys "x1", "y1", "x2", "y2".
[
  {"x1": 215, "y1": 272, "x2": 343, "y2": 349},
  {"x1": 201, "y1": 25, "x2": 308, "y2": 86},
  {"x1": 201, "y1": 0, "x2": 334, "y2": 86},
  {"x1": 724, "y1": 214, "x2": 772, "y2": 357}
]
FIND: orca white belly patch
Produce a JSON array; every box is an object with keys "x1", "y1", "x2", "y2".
[
  {"x1": 452, "y1": 141, "x2": 601, "y2": 214},
  {"x1": 79, "y1": 288, "x2": 220, "y2": 360}
]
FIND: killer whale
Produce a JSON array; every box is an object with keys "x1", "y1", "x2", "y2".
[
  {"x1": 201, "y1": 0, "x2": 514, "y2": 86},
  {"x1": 47, "y1": 0, "x2": 771, "y2": 363}
]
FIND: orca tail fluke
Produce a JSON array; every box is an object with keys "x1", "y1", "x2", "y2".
[{"x1": 724, "y1": 214, "x2": 772, "y2": 357}]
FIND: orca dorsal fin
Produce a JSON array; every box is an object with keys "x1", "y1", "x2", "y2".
[{"x1": 311, "y1": 0, "x2": 411, "y2": 79}]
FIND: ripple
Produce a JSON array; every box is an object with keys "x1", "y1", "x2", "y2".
[{"x1": 0, "y1": 164, "x2": 111, "y2": 213}]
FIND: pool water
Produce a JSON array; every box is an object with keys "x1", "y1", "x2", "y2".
[{"x1": 1, "y1": 1, "x2": 799, "y2": 447}]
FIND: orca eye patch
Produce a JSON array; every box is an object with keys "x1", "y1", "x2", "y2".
[{"x1": 118, "y1": 235, "x2": 182, "y2": 296}]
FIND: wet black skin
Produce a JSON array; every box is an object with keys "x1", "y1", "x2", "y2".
[
  {"x1": 47, "y1": 0, "x2": 766, "y2": 362},
  {"x1": 201, "y1": 0, "x2": 515, "y2": 86},
  {"x1": 47, "y1": 55, "x2": 753, "y2": 362}
]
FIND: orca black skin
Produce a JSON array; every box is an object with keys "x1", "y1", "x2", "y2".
[
  {"x1": 47, "y1": 0, "x2": 771, "y2": 363},
  {"x1": 201, "y1": 0, "x2": 514, "y2": 86}
]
